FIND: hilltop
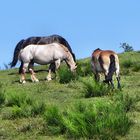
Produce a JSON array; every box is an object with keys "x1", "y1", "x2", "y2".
[{"x1": 0, "y1": 51, "x2": 140, "y2": 140}]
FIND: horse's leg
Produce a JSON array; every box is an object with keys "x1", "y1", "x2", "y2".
[
  {"x1": 46, "y1": 64, "x2": 53, "y2": 81},
  {"x1": 19, "y1": 62, "x2": 28, "y2": 84},
  {"x1": 116, "y1": 69, "x2": 121, "y2": 89},
  {"x1": 46, "y1": 68, "x2": 52, "y2": 81},
  {"x1": 55, "y1": 59, "x2": 61, "y2": 69},
  {"x1": 46, "y1": 59, "x2": 61, "y2": 81},
  {"x1": 103, "y1": 67, "x2": 110, "y2": 85},
  {"x1": 104, "y1": 71, "x2": 115, "y2": 88},
  {"x1": 47, "y1": 62, "x2": 56, "y2": 80},
  {"x1": 28, "y1": 61, "x2": 39, "y2": 82},
  {"x1": 109, "y1": 78, "x2": 114, "y2": 88}
]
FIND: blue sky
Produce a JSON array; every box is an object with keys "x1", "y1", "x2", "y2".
[{"x1": 0, "y1": 0, "x2": 140, "y2": 68}]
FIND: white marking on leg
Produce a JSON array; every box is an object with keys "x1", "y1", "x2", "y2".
[{"x1": 47, "y1": 69, "x2": 52, "y2": 81}]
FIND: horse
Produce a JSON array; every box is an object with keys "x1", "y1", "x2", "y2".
[
  {"x1": 91, "y1": 48, "x2": 121, "y2": 89},
  {"x1": 10, "y1": 43, "x2": 77, "y2": 83},
  {"x1": 10, "y1": 34, "x2": 76, "y2": 75}
]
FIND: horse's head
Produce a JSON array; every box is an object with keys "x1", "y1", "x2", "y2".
[{"x1": 70, "y1": 63, "x2": 77, "y2": 72}]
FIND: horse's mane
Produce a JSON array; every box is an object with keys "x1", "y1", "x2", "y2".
[{"x1": 94, "y1": 48, "x2": 102, "y2": 52}]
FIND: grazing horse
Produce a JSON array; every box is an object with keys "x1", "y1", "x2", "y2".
[
  {"x1": 91, "y1": 48, "x2": 121, "y2": 88},
  {"x1": 10, "y1": 34, "x2": 76, "y2": 75},
  {"x1": 10, "y1": 43, "x2": 77, "y2": 83}
]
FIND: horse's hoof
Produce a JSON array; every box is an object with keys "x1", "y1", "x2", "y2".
[
  {"x1": 47, "y1": 78, "x2": 52, "y2": 81},
  {"x1": 35, "y1": 79, "x2": 39, "y2": 82},
  {"x1": 20, "y1": 79, "x2": 26, "y2": 84},
  {"x1": 22, "y1": 80, "x2": 26, "y2": 84}
]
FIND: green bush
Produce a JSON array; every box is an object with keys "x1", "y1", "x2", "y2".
[
  {"x1": 132, "y1": 63, "x2": 140, "y2": 72},
  {"x1": 81, "y1": 77, "x2": 111, "y2": 98},
  {"x1": 76, "y1": 62, "x2": 92, "y2": 77},
  {"x1": 121, "y1": 60, "x2": 133, "y2": 68},
  {"x1": 58, "y1": 66, "x2": 78, "y2": 83}
]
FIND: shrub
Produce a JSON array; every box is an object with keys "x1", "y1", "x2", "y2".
[
  {"x1": 121, "y1": 60, "x2": 133, "y2": 68},
  {"x1": 81, "y1": 77, "x2": 111, "y2": 98},
  {"x1": 76, "y1": 62, "x2": 92, "y2": 77},
  {"x1": 58, "y1": 66, "x2": 77, "y2": 83},
  {"x1": 132, "y1": 63, "x2": 140, "y2": 72}
]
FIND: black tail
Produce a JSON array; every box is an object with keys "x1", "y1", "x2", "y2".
[
  {"x1": 10, "y1": 39, "x2": 25, "y2": 68},
  {"x1": 108, "y1": 55, "x2": 116, "y2": 80}
]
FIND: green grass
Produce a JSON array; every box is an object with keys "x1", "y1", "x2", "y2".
[
  {"x1": 0, "y1": 51, "x2": 140, "y2": 139},
  {"x1": 81, "y1": 77, "x2": 111, "y2": 98},
  {"x1": 43, "y1": 96, "x2": 131, "y2": 139}
]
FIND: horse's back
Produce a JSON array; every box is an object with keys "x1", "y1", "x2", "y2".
[
  {"x1": 19, "y1": 43, "x2": 67, "y2": 65},
  {"x1": 91, "y1": 49, "x2": 119, "y2": 72}
]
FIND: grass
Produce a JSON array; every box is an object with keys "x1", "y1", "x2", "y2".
[
  {"x1": 81, "y1": 77, "x2": 111, "y2": 98},
  {"x1": 0, "y1": 83, "x2": 6, "y2": 105},
  {"x1": 0, "y1": 51, "x2": 140, "y2": 139},
  {"x1": 43, "y1": 96, "x2": 131, "y2": 139}
]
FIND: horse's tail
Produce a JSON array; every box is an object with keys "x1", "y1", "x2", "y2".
[
  {"x1": 108, "y1": 54, "x2": 116, "y2": 80},
  {"x1": 10, "y1": 39, "x2": 25, "y2": 68},
  {"x1": 53, "y1": 35, "x2": 76, "y2": 62}
]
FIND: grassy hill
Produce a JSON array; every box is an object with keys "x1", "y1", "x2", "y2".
[{"x1": 0, "y1": 51, "x2": 140, "y2": 140}]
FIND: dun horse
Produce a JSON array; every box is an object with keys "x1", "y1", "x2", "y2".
[
  {"x1": 91, "y1": 48, "x2": 121, "y2": 88},
  {"x1": 10, "y1": 43, "x2": 77, "y2": 83}
]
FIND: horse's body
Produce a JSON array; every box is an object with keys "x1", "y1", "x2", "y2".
[
  {"x1": 11, "y1": 43, "x2": 77, "y2": 83},
  {"x1": 91, "y1": 48, "x2": 121, "y2": 88}
]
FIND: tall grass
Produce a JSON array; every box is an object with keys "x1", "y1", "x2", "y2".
[
  {"x1": 43, "y1": 93, "x2": 131, "y2": 139},
  {"x1": 3, "y1": 92, "x2": 46, "y2": 119},
  {"x1": 0, "y1": 83, "x2": 6, "y2": 106}
]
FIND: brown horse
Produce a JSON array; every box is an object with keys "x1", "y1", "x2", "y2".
[{"x1": 91, "y1": 48, "x2": 121, "y2": 89}]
